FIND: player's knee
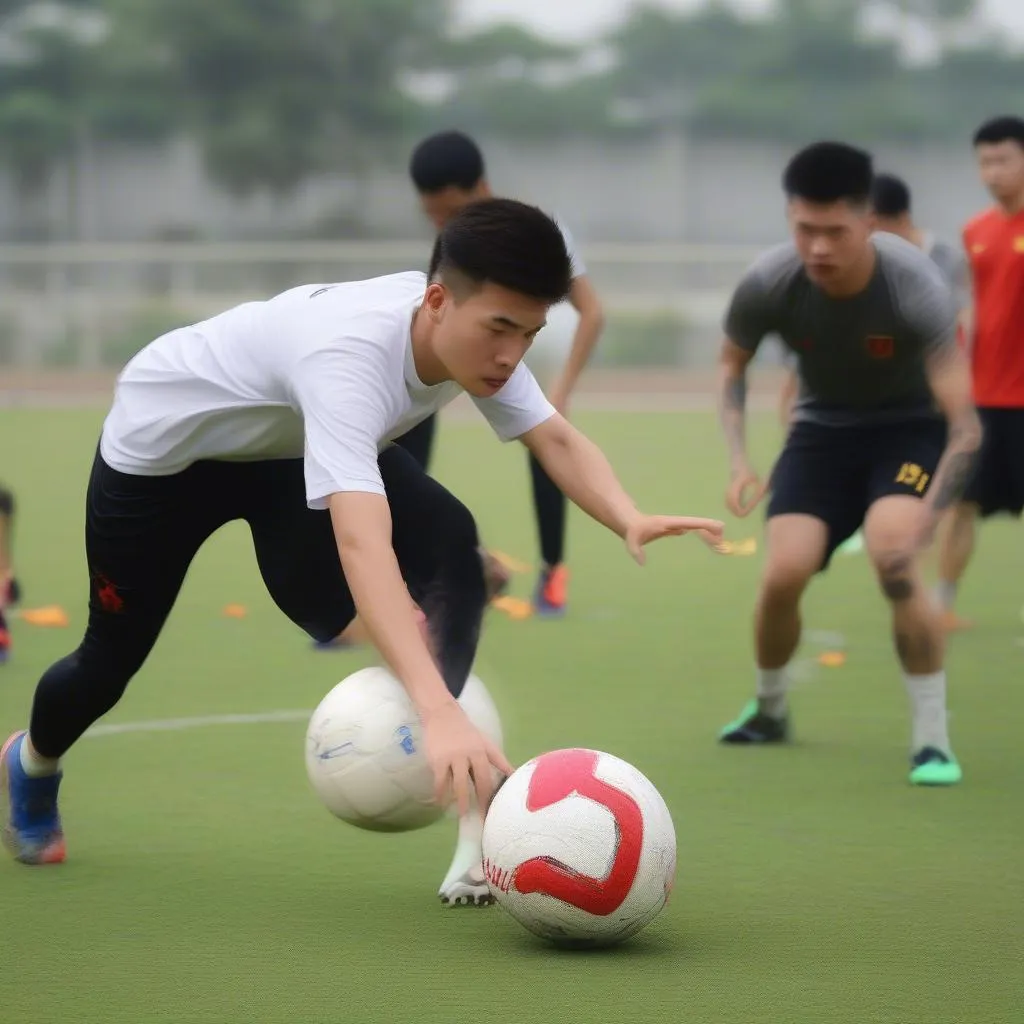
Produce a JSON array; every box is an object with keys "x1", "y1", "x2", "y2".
[
  {"x1": 0, "y1": 485, "x2": 14, "y2": 517},
  {"x1": 305, "y1": 616, "x2": 352, "y2": 645},
  {"x1": 759, "y1": 560, "x2": 813, "y2": 605},
  {"x1": 873, "y1": 550, "x2": 916, "y2": 602},
  {"x1": 37, "y1": 645, "x2": 135, "y2": 717},
  {"x1": 79, "y1": 621, "x2": 155, "y2": 685}
]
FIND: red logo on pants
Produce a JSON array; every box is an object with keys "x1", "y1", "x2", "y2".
[{"x1": 93, "y1": 572, "x2": 124, "y2": 614}]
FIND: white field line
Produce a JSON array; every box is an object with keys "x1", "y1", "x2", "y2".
[
  {"x1": 76, "y1": 630, "x2": 848, "y2": 742},
  {"x1": 83, "y1": 709, "x2": 312, "y2": 739},
  {"x1": 81, "y1": 655, "x2": 511, "y2": 740}
]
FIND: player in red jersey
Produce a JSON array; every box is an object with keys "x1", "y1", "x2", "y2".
[{"x1": 935, "y1": 116, "x2": 1024, "y2": 629}]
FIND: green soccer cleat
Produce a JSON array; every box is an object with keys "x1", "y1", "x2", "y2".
[
  {"x1": 718, "y1": 699, "x2": 789, "y2": 744},
  {"x1": 837, "y1": 530, "x2": 865, "y2": 556},
  {"x1": 909, "y1": 747, "x2": 962, "y2": 787}
]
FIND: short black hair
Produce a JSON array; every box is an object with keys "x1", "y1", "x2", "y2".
[
  {"x1": 428, "y1": 198, "x2": 572, "y2": 304},
  {"x1": 973, "y1": 116, "x2": 1024, "y2": 149},
  {"x1": 871, "y1": 173, "x2": 911, "y2": 218},
  {"x1": 410, "y1": 131, "x2": 485, "y2": 194},
  {"x1": 782, "y1": 141, "x2": 874, "y2": 205}
]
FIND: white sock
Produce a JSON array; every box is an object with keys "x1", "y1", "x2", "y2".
[
  {"x1": 439, "y1": 810, "x2": 485, "y2": 890},
  {"x1": 19, "y1": 736, "x2": 61, "y2": 778},
  {"x1": 934, "y1": 580, "x2": 957, "y2": 611},
  {"x1": 904, "y1": 671, "x2": 951, "y2": 754},
  {"x1": 756, "y1": 668, "x2": 788, "y2": 718}
]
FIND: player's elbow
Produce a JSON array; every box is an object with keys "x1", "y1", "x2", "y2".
[
  {"x1": 522, "y1": 412, "x2": 574, "y2": 458},
  {"x1": 718, "y1": 338, "x2": 749, "y2": 376},
  {"x1": 581, "y1": 299, "x2": 605, "y2": 333}
]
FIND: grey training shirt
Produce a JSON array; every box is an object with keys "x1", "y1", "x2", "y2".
[{"x1": 726, "y1": 232, "x2": 958, "y2": 426}]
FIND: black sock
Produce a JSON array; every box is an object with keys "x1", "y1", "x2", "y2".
[{"x1": 529, "y1": 451, "x2": 566, "y2": 567}]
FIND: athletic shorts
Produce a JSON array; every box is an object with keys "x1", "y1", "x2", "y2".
[
  {"x1": 963, "y1": 407, "x2": 1024, "y2": 518},
  {"x1": 767, "y1": 417, "x2": 947, "y2": 569}
]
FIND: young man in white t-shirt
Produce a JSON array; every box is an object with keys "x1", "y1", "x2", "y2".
[
  {"x1": 1, "y1": 199, "x2": 723, "y2": 905},
  {"x1": 400, "y1": 131, "x2": 606, "y2": 619}
]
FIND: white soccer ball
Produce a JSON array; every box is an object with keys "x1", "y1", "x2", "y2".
[
  {"x1": 482, "y1": 748, "x2": 676, "y2": 948},
  {"x1": 305, "y1": 666, "x2": 503, "y2": 833}
]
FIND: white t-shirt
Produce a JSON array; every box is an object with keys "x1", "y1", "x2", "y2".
[
  {"x1": 523, "y1": 219, "x2": 587, "y2": 384},
  {"x1": 100, "y1": 272, "x2": 555, "y2": 509}
]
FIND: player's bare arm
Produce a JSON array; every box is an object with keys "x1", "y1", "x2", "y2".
[
  {"x1": 922, "y1": 345, "x2": 983, "y2": 522},
  {"x1": 778, "y1": 367, "x2": 799, "y2": 427},
  {"x1": 957, "y1": 262, "x2": 974, "y2": 357},
  {"x1": 519, "y1": 414, "x2": 724, "y2": 561},
  {"x1": 329, "y1": 492, "x2": 512, "y2": 814},
  {"x1": 548, "y1": 275, "x2": 605, "y2": 414},
  {"x1": 717, "y1": 338, "x2": 765, "y2": 516}
]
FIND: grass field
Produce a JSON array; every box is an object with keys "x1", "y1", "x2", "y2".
[{"x1": 2, "y1": 405, "x2": 1023, "y2": 1023}]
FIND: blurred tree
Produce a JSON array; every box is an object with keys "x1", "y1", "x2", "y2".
[
  {"x1": 418, "y1": 22, "x2": 615, "y2": 138},
  {"x1": 0, "y1": 0, "x2": 1017, "y2": 226},
  {"x1": 147, "y1": 0, "x2": 452, "y2": 197},
  {"x1": 599, "y1": 0, "x2": 1015, "y2": 143},
  {"x1": 433, "y1": 22, "x2": 578, "y2": 71},
  {"x1": 603, "y1": 3, "x2": 762, "y2": 124},
  {"x1": 879, "y1": 0, "x2": 976, "y2": 20},
  {"x1": 0, "y1": 0, "x2": 176, "y2": 238}
]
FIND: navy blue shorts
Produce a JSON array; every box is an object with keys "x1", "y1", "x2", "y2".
[
  {"x1": 963, "y1": 407, "x2": 1024, "y2": 518},
  {"x1": 767, "y1": 418, "x2": 947, "y2": 570}
]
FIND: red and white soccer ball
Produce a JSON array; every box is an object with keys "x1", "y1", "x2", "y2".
[{"x1": 482, "y1": 748, "x2": 677, "y2": 948}]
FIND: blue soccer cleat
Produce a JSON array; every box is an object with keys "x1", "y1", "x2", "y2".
[{"x1": 1, "y1": 731, "x2": 66, "y2": 865}]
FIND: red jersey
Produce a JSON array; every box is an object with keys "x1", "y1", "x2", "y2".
[{"x1": 963, "y1": 207, "x2": 1024, "y2": 407}]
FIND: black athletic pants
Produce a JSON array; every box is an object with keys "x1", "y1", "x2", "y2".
[
  {"x1": 394, "y1": 413, "x2": 566, "y2": 568},
  {"x1": 29, "y1": 444, "x2": 487, "y2": 759}
]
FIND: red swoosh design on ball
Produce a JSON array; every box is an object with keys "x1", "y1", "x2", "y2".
[{"x1": 512, "y1": 749, "x2": 643, "y2": 916}]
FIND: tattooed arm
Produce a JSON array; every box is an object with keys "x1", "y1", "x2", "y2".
[
  {"x1": 717, "y1": 256, "x2": 776, "y2": 516},
  {"x1": 718, "y1": 339, "x2": 754, "y2": 467},
  {"x1": 718, "y1": 339, "x2": 764, "y2": 517},
  {"x1": 924, "y1": 343, "x2": 983, "y2": 516}
]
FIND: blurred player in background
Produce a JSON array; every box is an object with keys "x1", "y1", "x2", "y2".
[
  {"x1": 0, "y1": 483, "x2": 19, "y2": 664},
  {"x1": 870, "y1": 172, "x2": 970, "y2": 308},
  {"x1": 776, "y1": 170, "x2": 970, "y2": 558},
  {"x1": 404, "y1": 130, "x2": 606, "y2": 617},
  {"x1": 934, "y1": 116, "x2": 1024, "y2": 630},
  {"x1": 717, "y1": 142, "x2": 980, "y2": 786}
]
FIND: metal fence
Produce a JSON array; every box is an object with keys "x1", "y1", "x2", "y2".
[{"x1": 0, "y1": 240, "x2": 766, "y2": 371}]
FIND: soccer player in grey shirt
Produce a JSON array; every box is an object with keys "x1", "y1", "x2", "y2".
[
  {"x1": 777, "y1": 171, "x2": 970, "y2": 427},
  {"x1": 715, "y1": 142, "x2": 982, "y2": 786}
]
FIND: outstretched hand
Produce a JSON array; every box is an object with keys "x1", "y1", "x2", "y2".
[{"x1": 623, "y1": 515, "x2": 726, "y2": 565}]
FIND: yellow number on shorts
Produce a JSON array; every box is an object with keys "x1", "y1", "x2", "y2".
[{"x1": 896, "y1": 462, "x2": 929, "y2": 493}]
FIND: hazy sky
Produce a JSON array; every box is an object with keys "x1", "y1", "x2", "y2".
[{"x1": 458, "y1": 0, "x2": 1024, "y2": 41}]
